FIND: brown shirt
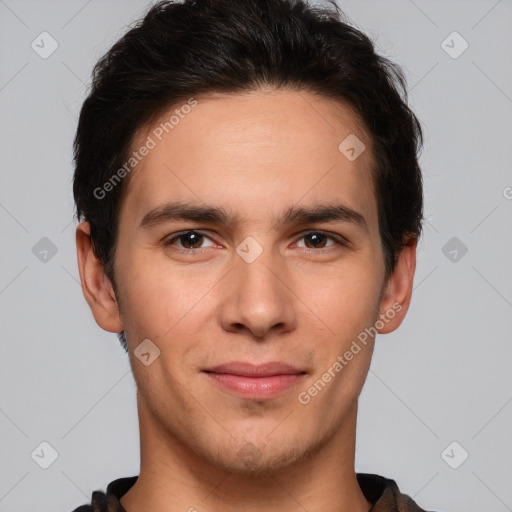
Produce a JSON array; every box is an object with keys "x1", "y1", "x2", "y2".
[{"x1": 71, "y1": 473, "x2": 438, "y2": 511}]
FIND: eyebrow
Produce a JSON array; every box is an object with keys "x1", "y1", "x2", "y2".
[{"x1": 139, "y1": 201, "x2": 369, "y2": 234}]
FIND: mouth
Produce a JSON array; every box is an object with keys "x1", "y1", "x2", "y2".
[{"x1": 203, "y1": 361, "x2": 307, "y2": 400}]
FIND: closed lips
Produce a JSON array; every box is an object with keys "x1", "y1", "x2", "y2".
[{"x1": 203, "y1": 361, "x2": 306, "y2": 377}]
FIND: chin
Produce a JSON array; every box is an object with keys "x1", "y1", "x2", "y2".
[
  {"x1": 216, "y1": 449, "x2": 302, "y2": 477},
  {"x1": 200, "y1": 434, "x2": 315, "y2": 477}
]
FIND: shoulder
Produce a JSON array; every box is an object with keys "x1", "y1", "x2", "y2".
[
  {"x1": 357, "y1": 473, "x2": 442, "y2": 512},
  {"x1": 69, "y1": 476, "x2": 137, "y2": 512},
  {"x1": 70, "y1": 490, "x2": 110, "y2": 512},
  {"x1": 69, "y1": 491, "x2": 103, "y2": 512}
]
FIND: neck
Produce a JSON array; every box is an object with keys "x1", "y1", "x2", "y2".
[{"x1": 121, "y1": 393, "x2": 372, "y2": 512}]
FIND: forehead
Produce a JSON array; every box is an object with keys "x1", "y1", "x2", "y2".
[{"x1": 121, "y1": 89, "x2": 379, "y2": 235}]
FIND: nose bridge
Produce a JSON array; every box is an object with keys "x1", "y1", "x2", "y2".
[
  {"x1": 219, "y1": 238, "x2": 297, "y2": 338},
  {"x1": 237, "y1": 241, "x2": 282, "y2": 295}
]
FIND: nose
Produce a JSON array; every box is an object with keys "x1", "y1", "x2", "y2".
[{"x1": 218, "y1": 246, "x2": 298, "y2": 339}]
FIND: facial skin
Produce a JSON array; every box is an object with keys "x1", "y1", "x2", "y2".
[{"x1": 76, "y1": 88, "x2": 416, "y2": 512}]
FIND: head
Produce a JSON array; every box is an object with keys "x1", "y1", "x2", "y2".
[{"x1": 74, "y1": 0, "x2": 423, "y2": 475}]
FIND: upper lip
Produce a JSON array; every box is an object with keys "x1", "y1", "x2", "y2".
[{"x1": 204, "y1": 361, "x2": 306, "y2": 377}]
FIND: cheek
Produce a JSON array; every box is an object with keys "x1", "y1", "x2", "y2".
[
  {"x1": 115, "y1": 252, "x2": 219, "y2": 343},
  {"x1": 292, "y1": 262, "x2": 382, "y2": 408},
  {"x1": 298, "y1": 275, "x2": 379, "y2": 413},
  {"x1": 293, "y1": 259, "x2": 382, "y2": 334}
]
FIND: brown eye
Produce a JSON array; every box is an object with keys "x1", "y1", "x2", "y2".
[
  {"x1": 177, "y1": 232, "x2": 204, "y2": 249},
  {"x1": 164, "y1": 230, "x2": 216, "y2": 251},
  {"x1": 303, "y1": 233, "x2": 329, "y2": 249},
  {"x1": 296, "y1": 231, "x2": 345, "y2": 250}
]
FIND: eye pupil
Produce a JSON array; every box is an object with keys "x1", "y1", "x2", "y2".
[
  {"x1": 305, "y1": 233, "x2": 326, "y2": 248},
  {"x1": 181, "y1": 232, "x2": 203, "y2": 249}
]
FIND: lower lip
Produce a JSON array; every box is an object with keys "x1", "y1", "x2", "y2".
[{"x1": 205, "y1": 372, "x2": 306, "y2": 400}]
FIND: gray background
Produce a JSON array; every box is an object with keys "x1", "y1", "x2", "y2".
[{"x1": 0, "y1": 0, "x2": 511, "y2": 511}]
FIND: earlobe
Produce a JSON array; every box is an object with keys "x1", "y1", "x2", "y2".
[
  {"x1": 76, "y1": 221, "x2": 124, "y2": 333},
  {"x1": 377, "y1": 235, "x2": 417, "y2": 335}
]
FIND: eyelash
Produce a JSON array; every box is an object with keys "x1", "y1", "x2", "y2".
[{"x1": 163, "y1": 230, "x2": 348, "y2": 255}]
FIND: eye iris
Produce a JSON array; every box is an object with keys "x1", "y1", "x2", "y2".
[
  {"x1": 305, "y1": 233, "x2": 327, "y2": 248},
  {"x1": 181, "y1": 232, "x2": 203, "y2": 249}
]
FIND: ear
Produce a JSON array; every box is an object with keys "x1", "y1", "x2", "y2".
[
  {"x1": 76, "y1": 221, "x2": 123, "y2": 333},
  {"x1": 377, "y1": 235, "x2": 417, "y2": 334}
]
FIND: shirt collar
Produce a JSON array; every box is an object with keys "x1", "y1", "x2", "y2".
[{"x1": 98, "y1": 473, "x2": 429, "y2": 512}]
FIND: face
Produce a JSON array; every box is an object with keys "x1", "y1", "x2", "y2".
[{"x1": 78, "y1": 88, "x2": 415, "y2": 475}]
